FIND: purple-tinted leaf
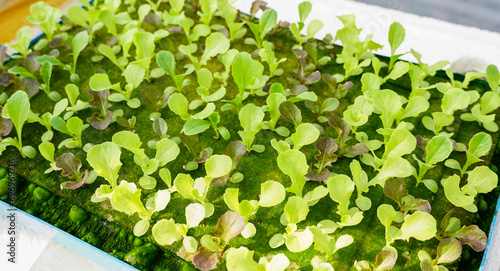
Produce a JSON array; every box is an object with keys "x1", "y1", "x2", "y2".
[
  {"x1": 0, "y1": 72, "x2": 13, "y2": 87},
  {"x1": 144, "y1": 13, "x2": 162, "y2": 29},
  {"x1": 315, "y1": 137, "x2": 338, "y2": 168},
  {"x1": 328, "y1": 115, "x2": 350, "y2": 141},
  {"x1": 291, "y1": 84, "x2": 308, "y2": 95},
  {"x1": 346, "y1": 143, "x2": 369, "y2": 156},
  {"x1": 193, "y1": 247, "x2": 218, "y2": 271},
  {"x1": 322, "y1": 73, "x2": 337, "y2": 89},
  {"x1": 56, "y1": 152, "x2": 83, "y2": 180},
  {"x1": 218, "y1": 27, "x2": 230, "y2": 39},
  {"x1": 153, "y1": 118, "x2": 168, "y2": 138},
  {"x1": 373, "y1": 250, "x2": 397, "y2": 271},
  {"x1": 194, "y1": 148, "x2": 210, "y2": 164},
  {"x1": 24, "y1": 54, "x2": 41, "y2": 72},
  {"x1": 88, "y1": 88, "x2": 113, "y2": 130},
  {"x1": 419, "y1": 259, "x2": 433, "y2": 271},
  {"x1": 20, "y1": 78, "x2": 39, "y2": 98},
  {"x1": 306, "y1": 167, "x2": 330, "y2": 182},
  {"x1": 225, "y1": 141, "x2": 246, "y2": 170},
  {"x1": 407, "y1": 199, "x2": 431, "y2": 214},
  {"x1": 168, "y1": 25, "x2": 182, "y2": 33},
  {"x1": 303, "y1": 71, "x2": 321, "y2": 83},
  {"x1": 211, "y1": 175, "x2": 229, "y2": 186},
  {"x1": 279, "y1": 101, "x2": 302, "y2": 126},
  {"x1": 62, "y1": 169, "x2": 88, "y2": 190},
  {"x1": 383, "y1": 178, "x2": 408, "y2": 206},
  {"x1": 249, "y1": 0, "x2": 268, "y2": 20},
  {"x1": 49, "y1": 49, "x2": 60, "y2": 58},
  {"x1": 106, "y1": 36, "x2": 118, "y2": 46},
  {"x1": 0, "y1": 43, "x2": 9, "y2": 63},
  {"x1": 0, "y1": 105, "x2": 13, "y2": 137},
  {"x1": 278, "y1": 21, "x2": 290, "y2": 28},
  {"x1": 313, "y1": 123, "x2": 325, "y2": 135},
  {"x1": 436, "y1": 238, "x2": 462, "y2": 264},
  {"x1": 141, "y1": 86, "x2": 161, "y2": 111},
  {"x1": 180, "y1": 132, "x2": 203, "y2": 161},
  {"x1": 88, "y1": 88, "x2": 110, "y2": 110},
  {"x1": 90, "y1": 111, "x2": 113, "y2": 130},
  {"x1": 451, "y1": 225, "x2": 487, "y2": 252},
  {"x1": 416, "y1": 135, "x2": 428, "y2": 149},
  {"x1": 341, "y1": 81, "x2": 354, "y2": 91},
  {"x1": 49, "y1": 37, "x2": 64, "y2": 48},
  {"x1": 213, "y1": 211, "x2": 245, "y2": 244}
]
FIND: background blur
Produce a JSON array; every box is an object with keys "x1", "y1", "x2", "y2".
[{"x1": 354, "y1": 0, "x2": 500, "y2": 33}]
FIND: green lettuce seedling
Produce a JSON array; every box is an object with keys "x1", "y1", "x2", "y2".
[
  {"x1": 163, "y1": 0, "x2": 186, "y2": 25},
  {"x1": 444, "y1": 166, "x2": 498, "y2": 213},
  {"x1": 8, "y1": 26, "x2": 32, "y2": 58},
  {"x1": 1, "y1": 91, "x2": 36, "y2": 158},
  {"x1": 64, "y1": 84, "x2": 89, "y2": 119},
  {"x1": 27, "y1": 1, "x2": 62, "y2": 41},
  {"x1": 309, "y1": 226, "x2": 354, "y2": 261},
  {"x1": 179, "y1": 18, "x2": 211, "y2": 45},
  {"x1": 259, "y1": 41, "x2": 286, "y2": 77},
  {"x1": 418, "y1": 238, "x2": 462, "y2": 271},
  {"x1": 212, "y1": 141, "x2": 246, "y2": 185},
  {"x1": 174, "y1": 155, "x2": 232, "y2": 209},
  {"x1": 180, "y1": 32, "x2": 229, "y2": 71},
  {"x1": 111, "y1": 181, "x2": 171, "y2": 236},
  {"x1": 50, "y1": 116, "x2": 88, "y2": 148},
  {"x1": 230, "y1": 51, "x2": 266, "y2": 109},
  {"x1": 445, "y1": 132, "x2": 492, "y2": 176},
  {"x1": 112, "y1": 131, "x2": 180, "y2": 189},
  {"x1": 270, "y1": 196, "x2": 313, "y2": 252},
  {"x1": 327, "y1": 174, "x2": 364, "y2": 227},
  {"x1": 238, "y1": 103, "x2": 265, "y2": 152},
  {"x1": 461, "y1": 91, "x2": 500, "y2": 132},
  {"x1": 89, "y1": 72, "x2": 141, "y2": 108},
  {"x1": 87, "y1": 142, "x2": 122, "y2": 202},
  {"x1": 70, "y1": 30, "x2": 89, "y2": 75},
  {"x1": 224, "y1": 180, "x2": 285, "y2": 238},
  {"x1": 423, "y1": 88, "x2": 470, "y2": 135},
  {"x1": 290, "y1": 1, "x2": 323, "y2": 46},
  {"x1": 377, "y1": 204, "x2": 437, "y2": 246},
  {"x1": 38, "y1": 141, "x2": 59, "y2": 173},
  {"x1": 194, "y1": 68, "x2": 226, "y2": 103},
  {"x1": 225, "y1": 247, "x2": 290, "y2": 271},
  {"x1": 198, "y1": 0, "x2": 217, "y2": 25},
  {"x1": 213, "y1": 49, "x2": 238, "y2": 85},
  {"x1": 413, "y1": 135, "x2": 453, "y2": 192},
  {"x1": 387, "y1": 22, "x2": 406, "y2": 71},
  {"x1": 245, "y1": 8, "x2": 277, "y2": 49},
  {"x1": 132, "y1": 31, "x2": 155, "y2": 81},
  {"x1": 277, "y1": 149, "x2": 309, "y2": 197},
  {"x1": 486, "y1": 64, "x2": 500, "y2": 93},
  {"x1": 353, "y1": 249, "x2": 397, "y2": 271},
  {"x1": 217, "y1": 0, "x2": 247, "y2": 42},
  {"x1": 156, "y1": 50, "x2": 194, "y2": 92}
]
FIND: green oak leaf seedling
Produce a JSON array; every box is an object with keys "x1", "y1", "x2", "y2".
[
  {"x1": 1, "y1": 91, "x2": 36, "y2": 158},
  {"x1": 444, "y1": 166, "x2": 498, "y2": 213}
]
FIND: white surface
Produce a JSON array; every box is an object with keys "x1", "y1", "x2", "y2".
[{"x1": 233, "y1": 0, "x2": 500, "y2": 72}]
